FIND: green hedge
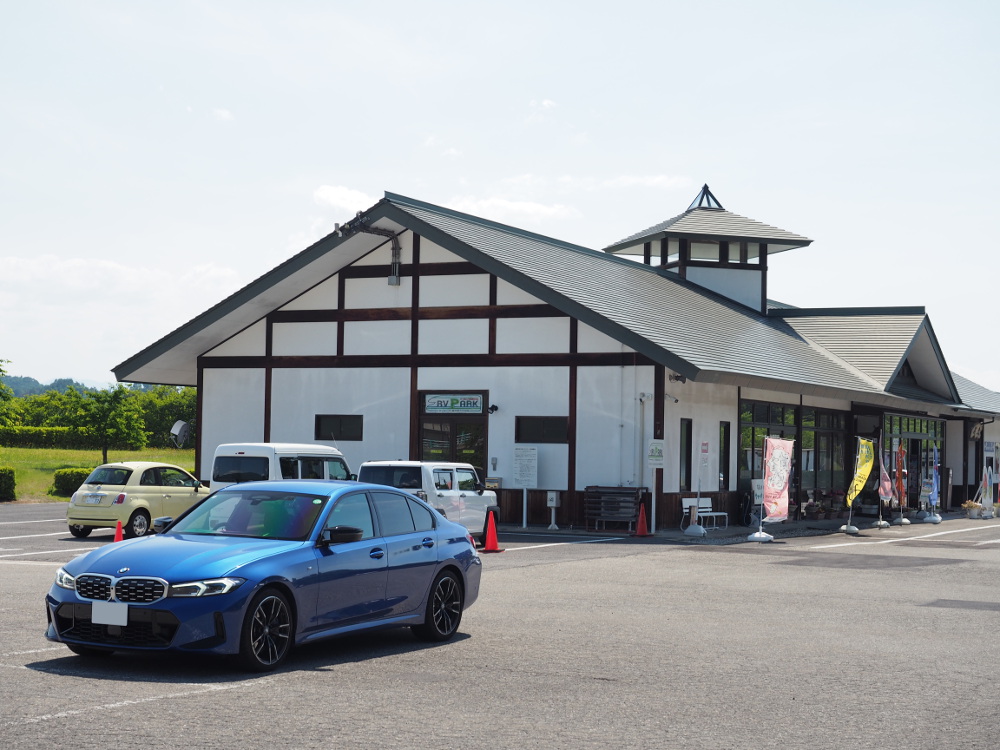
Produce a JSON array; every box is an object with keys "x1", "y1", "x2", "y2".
[
  {"x1": 0, "y1": 426, "x2": 102, "y2": 449},
  {"x1": 0, "y1": 467, "x2": 14, "y2": 502},
  {"x1": 53, "y1": 468, "x2": 93, "y2": 497}
]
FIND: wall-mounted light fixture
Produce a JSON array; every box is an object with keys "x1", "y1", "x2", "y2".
[
  {"x1": 664, "y1": 392, "x2": 680, "y2": 404},
  {"x1": 668, "y1": 374, "x2": 687, "y2": 383},
  {"x1": 488, "y1": 404, "x2": 499, "y2": 414}
]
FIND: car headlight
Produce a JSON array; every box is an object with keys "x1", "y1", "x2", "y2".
[
  {"x1": 54, "y1": 567, "x2": 76, "y2": 590},
  {"x1": 168, "y1": 577, "x2": 246, "y2": 598}
]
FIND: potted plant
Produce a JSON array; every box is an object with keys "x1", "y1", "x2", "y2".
[{"x1": 961, "y1": 500, "x2": 983, "y2": 518}]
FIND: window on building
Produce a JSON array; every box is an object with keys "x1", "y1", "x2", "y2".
[
  {"x1": 738, "y1": 400, "x2": 802, "y2": 495},
  {"x1": 315, "y1": 414, "x2": 363, "y2": 442},
  {"x1": 679, "y1": 419, "x2": 693, "y2": 492},
  {"x1": 719, "y1": 421, "x2": 731, "y2": 490},
  {"x1": 515, "y1": 416, "x2": 569, "y2": 444}
]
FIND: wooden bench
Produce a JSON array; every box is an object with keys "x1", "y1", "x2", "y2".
[
  {"x1": 680, "y1": 496, "x2": 728, "y2": 530},
  {"x1": 583, "y1": 486, "x2": 642, "y2": 532}
]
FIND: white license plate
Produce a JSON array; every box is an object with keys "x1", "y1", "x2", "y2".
[
  {"x1": 91, "y1": 600, "x2": 128, "y2": 626},
  {"x1": 84, "y1": 494, "x2": 103, "y2": 504}
]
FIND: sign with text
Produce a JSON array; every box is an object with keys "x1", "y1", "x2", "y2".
[
  {"x1": 647, "y1": 439, "x2": 664, "y2": 469},
  {"x1": 513, "y1": 446, "x2": 538, "y2": 489},
  {"x1": 424, "y1": 394, "x2": 484, "y2": 414}
]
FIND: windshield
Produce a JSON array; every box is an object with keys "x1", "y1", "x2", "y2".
[
  {"x1": 85, "y1": 466, "x2": 132, "y2": 485},
  {"x1": 213, "y1": 456, "x2": 269, "y2": 484},
  {"x1": 169, "y1": 489, "x2": 330, "y2": 540}
]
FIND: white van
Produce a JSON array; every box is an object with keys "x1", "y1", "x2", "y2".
[{"x1": 210, "y1": 443, "x2": 354, "y2": 491}]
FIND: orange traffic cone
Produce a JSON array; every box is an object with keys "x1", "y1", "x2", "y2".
[
  {"x1": 480, "y1": 512, "x2": 504, "y2": 553},
  {"x1": 633, "y1": 503, "x2": 650, "y2": 537},
  {"x1": 113, "y1": 520, "x2": 124, "y2": 542}
]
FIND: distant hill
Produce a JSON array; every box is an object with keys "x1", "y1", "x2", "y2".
[{"x1": 1, "y1": 375, "x2": 94, "y2": 397}]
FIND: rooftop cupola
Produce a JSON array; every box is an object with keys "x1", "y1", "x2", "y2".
[{"x1": 603, "y1": 184, "x2": 812, "y2": 314}]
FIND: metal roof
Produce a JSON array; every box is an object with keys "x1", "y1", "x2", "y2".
[
  {"x1": 602, "y1": 185, "x2": 812, "y2": 255},
  {"x1": 113, "y1": 191, "x2": 1000, "y2": 416}
]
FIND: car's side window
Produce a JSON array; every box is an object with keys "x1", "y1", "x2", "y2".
[
  {"x1": 433, "y1": 470, "x2": 452, "y2": 490},
  {"x1": 140, "y1": 468, "x2": 159, "y2": 486},
  {"x1": 372, "y1": 491, "x2": 416, "y2": 537},
  {"x1": 457, "y1": 469, "x2": 477, "y2": 491},
  {"x1": 159, "y1": 467, "x2": 189, "y2": 487},
  {"x1": 300, "y1": 458, "x2": 323, "y2": 479},
  {"x1": 279, "y1": 457, "x2": 298, "y2": 479},
  {"x1": 326, "y1": 493, "x2": 375, "y2": 540},
  {"x1": 326, "y1": 459, "x2": 351, "y2": 480},
  {"x1": 407, "y1": 498, "x2": 435, "y2": 532}
]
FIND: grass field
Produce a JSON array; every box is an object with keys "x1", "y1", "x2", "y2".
[{"x1": 0, "y1": 447, "x2": 197, "y2": 502}]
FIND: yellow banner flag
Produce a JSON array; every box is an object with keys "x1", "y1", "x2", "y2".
[{"x1": 846, "y1": 438, "x2": 875, "y2": 507}]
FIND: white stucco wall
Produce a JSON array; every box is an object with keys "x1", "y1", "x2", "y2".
[
  {"x1": 343, "y1": 276, "x2": 413, "y2": 309},
  {"x1": 419, "y1": 274, "x2": 489, "y2": 307},
  {"x1": 280, "y1": 275, "x2": 339, "y2": 311},
  {"x1": 343, "y1": 320, "x2": 411, "y2": 355},
  {"x1": 269, "y1": 367, "x2": 410, "y2": 471},
  {"x1": 205, "y1": 320, "x2": 266, "y2": 356},
  {"x1": 496, "y1": 279, "x2": 542, "y2": 305},
  {"x1": 272, "y1": 321, "x2": 338, "y2": 356},
  {"x1": 575, "y1": 365, "x2": 655, "y2": 489},
  {"x1": 418, "y1": 319, "x2": 490, "y2": 354},
  {"x1": 199, "y1": 368, "x2": 267, "y2": 479},
  {"x1": 496, "y1": 317, "x2": 570, "y2": 354}
]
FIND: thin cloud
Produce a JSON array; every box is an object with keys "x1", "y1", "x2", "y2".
[
  {"x1": 212, "y1": 108, "x2": 234, "y2": 121},
  {"x1": 446, "y1": 195, "x2": 579, "y2": 223},
  {"x1": 313, "y1": 185, "x2": 377, "y2": 214}
]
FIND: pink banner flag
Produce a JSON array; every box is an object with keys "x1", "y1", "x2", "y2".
[
  {"x1": 878, "y1": 447, "x2": 894, "y2": 502},
  {"x1": 763, "y1": 437, "x2": 794, "y2": 523}
]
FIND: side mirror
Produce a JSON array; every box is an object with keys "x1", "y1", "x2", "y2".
[
  {"x1": 350, "y1": 473, "x2": 358, "y2": 481},
  {"x1": 475, "y1": 482, "x2": 486, "y2": 496},
  {"x1": 319, "y1": 525, "x2": 364, "y2": 546},
  {"x1": 152, "y1": 516, "x2": 173, "y2": 534}
]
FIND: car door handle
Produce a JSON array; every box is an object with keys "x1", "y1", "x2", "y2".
[
  {"x1": 369, "y1": 548, "x2": 384, "y2": 559},
  {"x1": 421, "y1": 537, "x2": 434, "y2": 548}
]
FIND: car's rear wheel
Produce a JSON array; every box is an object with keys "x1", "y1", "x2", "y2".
[
  {"x1": 413, "y1": 570, "x2": 463, "y2": 642},
  {"x1": 66, "y1": 643, "x2": 113, "y2": 657},
  {"x1": 124, "y1": 509, "x2": 151, "y2": 538},
  {"x1": 68, "y1": 524, "x2": 92, "y2": 538},
  {"x1": 238, "y1": 588, "x2": 293, "y2": 672}
]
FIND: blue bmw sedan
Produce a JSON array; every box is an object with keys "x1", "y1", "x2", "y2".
[{"x1": 45, "y1": 480, "x2": 483, "y2": 671}]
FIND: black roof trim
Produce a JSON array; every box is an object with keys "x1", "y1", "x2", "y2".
[{"x1": 770, "y1": 306, "x2": 926, "y2": 319}]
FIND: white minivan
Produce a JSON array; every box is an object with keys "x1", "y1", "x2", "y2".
[{"x1": 210, "y1": 443, "x2": 354, "y2": 491}]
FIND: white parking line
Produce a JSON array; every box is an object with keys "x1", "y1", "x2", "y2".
[
  {"x1": 0, "y1": 532, "x2": 74, "y2": 540},
  {"x1": 501, "y1": 536, "x2": 625, "y2": 551},
  {"x1": 0, "y1": 549, "x2": 83, "y2": 559},
  {"x1": 1, "y1": 682, "x2": 270, "y2": 728},
  {"x1": 0, "y1": 519, "x2": 66, "y2": 525},
  {"x1": 810, "y1": 525, "x2": 1000, "y2": 549}
]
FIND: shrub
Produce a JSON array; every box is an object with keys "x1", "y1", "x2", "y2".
[
  {"x1": 53, "y1": 468, "x2": 93, "y2": 497},
  {"x1": 0, "y1": 466, "x2": 14, "y2": 502},
  {"x1": 0, "y1": 426, "x2": 99, "y2": 449}
]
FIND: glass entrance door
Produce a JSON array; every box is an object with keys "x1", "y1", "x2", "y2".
[{"x1": 420, "y1": 418, "x2": 486, "y2": 470}]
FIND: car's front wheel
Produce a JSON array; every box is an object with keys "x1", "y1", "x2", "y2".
[
  {"x1": 238, "y1": 588, "x2": 293, "y2": 672},
  {"x1": 124, "y1": 509, "x2": 151, "y2": 538},
  {"x1": 413, "y1": 570, "x2": 463, "y2": 642},
  {"x1": 68, "y1": 524, "x2": 92, "y2": 538}
]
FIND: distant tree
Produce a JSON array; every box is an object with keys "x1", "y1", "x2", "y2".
[
  {"x1": 0, "y1": 361, "x2": 15, "y2": 427},
  {"x1": 136, "y1": 385, "x2": 198, "y2": 447},
  {"x1": 68, "y1": 385, "x2": 147, "y2": 464},
  {"x1": 18, "y1": 390, "x2": 78, "y2": 427}
]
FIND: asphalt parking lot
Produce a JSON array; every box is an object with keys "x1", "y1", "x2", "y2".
[{"x1": 2, "y1": 502, "x2": 1000, "y2": 749}]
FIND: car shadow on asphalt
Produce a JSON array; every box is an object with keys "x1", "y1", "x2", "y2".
[{"x1": 28, "y1": 630, "x2": 471, "y2": 681}]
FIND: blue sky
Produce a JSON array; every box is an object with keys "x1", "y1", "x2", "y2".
[{"x1": 3, "y1": 1, "x2": 999, "y2": 392}]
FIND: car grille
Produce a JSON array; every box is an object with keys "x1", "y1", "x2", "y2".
[
  {"x1": 75, "y1": 574, "x2": 167, "y2": 604},
  {"x1": 53, "y1": 602, "x2": 179, "y2": 648}
]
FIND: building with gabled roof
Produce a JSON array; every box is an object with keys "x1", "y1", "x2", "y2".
[{"x1": 114, "y1": 187, "x2": 1000, "y2": 528}]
